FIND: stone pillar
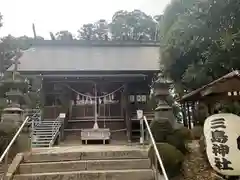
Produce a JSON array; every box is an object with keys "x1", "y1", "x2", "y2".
[
  {"x1": 59, "y1": 113, "x2": 66, "y2": 141},
  {"x1": 17, "y1": 128, "x2": 31, "y2": 152}
]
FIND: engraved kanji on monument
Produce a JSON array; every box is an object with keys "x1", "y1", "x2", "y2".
[{"x1": 204, "y1": 113, "x2": 240, "y2": 176}]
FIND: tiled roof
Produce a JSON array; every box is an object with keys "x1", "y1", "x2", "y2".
[
  {"x1": 8, "y1": 41, "x2": 160, "y2": 72},
  {"x1": 180, "y1": 70, "x2": 240, "y2": 102}
]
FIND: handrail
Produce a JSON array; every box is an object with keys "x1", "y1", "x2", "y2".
[
  {"x1": 52, "y1": 116, "x2": 61, "y2": 136},
  {"x1": 50, "y1": 115, "x2": 62, "y2": 147},
  {"x1": 31, "y1": 110, "x2": 41, "y2": 149},
  {"x1": 28, "y1": 109, "x2": 41, "y2": 127},
  {"x1": 143, "y1": 116, "x2": 169, "y2": 180},
  {"x1": 0, "y1": 116, "x2": 29, "y2": 162},
  {"x1": 0, "y1": 116, "x2": 30, "y2": 179}
]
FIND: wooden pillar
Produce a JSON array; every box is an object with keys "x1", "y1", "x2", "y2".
[
  {"x1": 40, "y1": 77, "x2": 45, "y2": 118},
  {"x1": 187, "y1": 102, "x2": 192, "y2": 129},
  {"x1": 120, "y1": 90, "x2": 124, "y2": 117},
  {"x1": 123, "y1": 84, "x2": 131, "y2": 143},
  {"x1": 207, "y1": 103, "x2": 212, "y2": 115},
  {"x1": 192, "y1": 102, "x2": 196, "y2": 126},
  {"x1": 182, "y1": 103, "x2": 188, "y2": 127}
]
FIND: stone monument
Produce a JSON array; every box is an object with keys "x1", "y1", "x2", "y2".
[{"x1": 204, "y1": 113, "x2": 240, "y2": 177}]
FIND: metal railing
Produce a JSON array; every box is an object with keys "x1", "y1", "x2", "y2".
[
  {"x1": 30, "y1": 110, "x2": 41, "y2": 127},
  {"x1": 0, "y1": 116, "x2": 30, "y2": 180},
  {"x1": 50, "y1": 115, "x2": 62, "y2": 147},
  {"x1": 141, "y1": 115, "x2": 169, "y2": 180}
]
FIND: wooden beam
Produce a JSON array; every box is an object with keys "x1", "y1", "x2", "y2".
[
  {"x1": 201, "y1": 92, "x2": 240, "y2": 103},
  {"x1": 200, "y1": 87, "x2": 213, "y2": 96}
]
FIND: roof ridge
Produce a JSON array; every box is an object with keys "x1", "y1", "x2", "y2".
[{"x1": 29, "y1": 40, "x2": 160, "y2": 47}]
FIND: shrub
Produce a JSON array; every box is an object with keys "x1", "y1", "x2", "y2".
[
  {"x1": 0, "y1": 124, "x2": 17, "y2": 154},
  {"x1": 166, "y1": 134, "x2": 188, "y2": 154},
  {"x1": 150, "y1": 118, "x2": 173, "y2": 142},
  {"x1": 148, "y1": 143, "x2": 184, "y2": 178},
  {"x1": 173, "y1": 127, "x2": 193, "y2": 141},
  {"x1": 191, "y1": 126, "x2": 203, "y2": 140}
]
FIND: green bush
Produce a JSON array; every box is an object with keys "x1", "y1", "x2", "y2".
[
  {"x1": 0, "y1": 124, "x2": 17, "y2": 155},
  {"x1": 173, "y1": 127, "x2": 193, "y2": 141},
  {"x1": 166, "y1": 134, "x2": 188, "y2": 154},
  {"x1": 191, "y1": 126, "x2": 203, "y2": 140},
  {"x1": 150, "y1": 118, "x2": 173, "y2": 142},
  {"x1": 148, "y1": 143, "x2": 184, "y2": 178}
]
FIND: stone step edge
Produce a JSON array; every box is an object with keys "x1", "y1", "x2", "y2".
[
  {"x1": 29, "y1": 149, "x2": 148, "y2": 155},
  {"x1": 20, "y1": 158, "x2": 149, "y2": 166},
  {"x1": 15, "y1": 169, "x2": 153, "y2": 177}
]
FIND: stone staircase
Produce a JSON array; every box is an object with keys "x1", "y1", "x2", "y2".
[
  {"x1": 31, "y1": 121, "x2": 55, "y2": 148},
  {"x1": 10, "y1": 145, "x2": 156, "y2": 180},
  {"x1": 31, "y1": 114, "x2": 63, "y2": 148}
]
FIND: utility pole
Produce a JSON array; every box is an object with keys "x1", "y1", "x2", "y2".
[{"x1": 32, "y1": 23, "x2": 37, "y2": 40}]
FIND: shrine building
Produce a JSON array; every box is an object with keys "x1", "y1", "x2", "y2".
[{"x1": 8, "y1": 40, "x2": 160, "y2": 143}]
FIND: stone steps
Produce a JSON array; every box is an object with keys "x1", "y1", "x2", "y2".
[
  {"x1": 24, "y1": 149, "x2": 148, "y2": 162},
  {"x1": 10, "y1": 146, "x2": 155, "y2": 180},
  {"x1": 19, "y1": 159, "x2": 151, "y2": 173},
  {"x1": 13, "y1": 169, "x2": 154, "y2": 180},
  {"x1": 31, "y1": 119, "x2": 57, "y2": 148}
]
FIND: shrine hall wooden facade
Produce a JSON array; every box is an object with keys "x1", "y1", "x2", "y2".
[{"x1": 8, "y1": 40, "x2": 160, "y2": 142}]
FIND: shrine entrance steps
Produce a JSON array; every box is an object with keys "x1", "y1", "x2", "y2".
[{"x1": 9, "y1": 145, "x2": 157, "y2": 180}]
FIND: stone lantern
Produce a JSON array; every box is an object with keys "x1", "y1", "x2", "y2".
[
  {"x1": 1, "y1": 107, "x2": 25, "y2": 129},
  {"x1": 153, "y1": 77, "x2": 175, "y2": 125},
  {"x1": 0, "y1": 54, "x2": 29, "y2": 128},
  {"x1": 0, "y1": 54, "x2": 31, "y2": 152}
]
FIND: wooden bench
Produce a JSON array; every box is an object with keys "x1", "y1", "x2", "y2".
[{"x1": 81, "y1": 128, "x2": 111, "y2": 144}]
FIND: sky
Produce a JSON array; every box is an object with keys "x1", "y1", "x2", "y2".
[{"x1": 0, "y1": 0, "x2": 170, "y2": 38}]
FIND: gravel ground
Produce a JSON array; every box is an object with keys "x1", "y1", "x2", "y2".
[{"x1": 175, "y1": 140, "x2": 223, "y2": 180}]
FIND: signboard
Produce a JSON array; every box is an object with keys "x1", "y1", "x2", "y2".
[
  {"x1": 204, "y1": 113, "x2": 240, "y2": 176},
  {"x1": 59, "y1": 113, "x2": 66, "y2": 119},
  {"x1": 137, "y1": 110, "x2": 143, "y2": 119}
]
